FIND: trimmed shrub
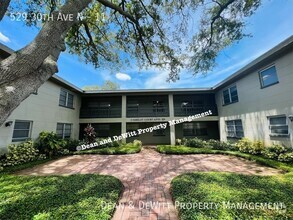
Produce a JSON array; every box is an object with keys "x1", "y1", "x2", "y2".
[
  {"x1": 0, "y1": 141, "x2": 46, "y2": 167},
  {"x1": 237, "y1": 138, "x2": 253, "y2": 153},
  {"x1": 65, "y1": 139, "x2": 82, "y2": 151},
  {"x1": 185, "y1": 138, "x2": 207, "y2": 148},
  {"x1": 278, "y1": 152, "x2": 293, "y2": 162},
  {"x1": 133, "y1": 139, "x2": 142, "y2": 148},
  {"x1": 207, "y1": 139, "x2": 238, "y2": 151},
  {"x1": 261, "y1": 144, "x2": 290, "y2": 159},
  {"x1": 250, "y1": 141, "x2": 265, "y2": 155},
  {"x1": 35, "y1": 131, "x2": 66, "y2": 157}
]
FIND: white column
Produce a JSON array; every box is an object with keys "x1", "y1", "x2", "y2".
[
  {"x1": 121, "y1": 95, "x2": 127, "y2": 143},
  {"x1": 168, "y1": 94, "x2": 176, "y2": 145}
]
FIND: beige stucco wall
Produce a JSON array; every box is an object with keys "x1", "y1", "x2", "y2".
[
  {"x1": 0, "y1": 80, "x2": 81, "y2": 154},
  {"x1": 216, "y1": 50, "x2": 293, "y2": 147}
]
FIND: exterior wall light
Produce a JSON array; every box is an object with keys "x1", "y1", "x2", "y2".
[{"x1": 5, "y1": 121, "x2": 13, "y2": 127}]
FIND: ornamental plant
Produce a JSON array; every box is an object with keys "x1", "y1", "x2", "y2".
[{"x1": 84, "y1": 124, "x2": 96, "y2": 143}]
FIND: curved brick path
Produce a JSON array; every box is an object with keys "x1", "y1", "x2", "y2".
[{"x1": 16, "y1": 148, "x2": 282, "y2": 220}]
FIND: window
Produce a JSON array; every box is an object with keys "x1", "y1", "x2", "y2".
[
  {"x1": 268, "y1": 115, "x2": 289, "y2": 136},
  {"x1": 223, "y1": 85, "x2": 238, "y2": 105},
  {"x1": 96, "y1": 124, "x2": 110, "y2": 137},
  {"x1": 59, "y1": 89, "x2": 74, "y2": 108},
  {"x1": 12, "y1": 121, "x2": 32, "y2": 142},
  {"x1": 56, "y1": 123, "x2": 72, "y2": 139},
  {"x1": 183, "y1": 123, "x2": 208, "y2": 136},
  {"x1": 226, "y1": 120, "x2": 244, "y2": 138},
  {"x1": 259, "y1": 65, "x2": 279, "y2": 88}
]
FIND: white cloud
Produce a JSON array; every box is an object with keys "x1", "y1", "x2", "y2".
[
  {"x1": 115, "y1": 72, "x2": 131, "y2": 81},
  {"x1": 0, "y1": 32, "x2": 10, "y2": 43}
]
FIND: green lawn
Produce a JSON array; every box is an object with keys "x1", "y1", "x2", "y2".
[
  {"x1": 171, "y1": 172, "x2": 293, "y2": 220},
  {"x1": 157, "y1": 145, "x2": 293, "y2": 172},
  {"x1": 0, "y1": 173, "x2": 123, "y2": 220},
  {"x1": 74, "y1": 143, "x2": 142, "y2": 155}
]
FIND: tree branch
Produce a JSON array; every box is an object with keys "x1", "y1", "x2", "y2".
[{"x1": 209, "y1": 0, "x2": 235, "y2": 45}]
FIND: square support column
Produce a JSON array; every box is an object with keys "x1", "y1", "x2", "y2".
[
  {"x1": 121, "y1": 95, "x2": 127, "y2": 143},
  {"x1": 168, "y1": 94, "x2": 176, "y2": 145}
]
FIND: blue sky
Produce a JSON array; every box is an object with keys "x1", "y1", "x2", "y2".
[{"x1": 1, "y1": 0, "x2": 293, "y2": 90}]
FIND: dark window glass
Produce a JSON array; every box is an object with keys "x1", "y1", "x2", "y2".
[
  {"x1": 226, "y1": 120, "x2": 244, "y2": 138},
  {"x1": 269, "y1": 116, "x2": 288, "y2": 136},
  {"x1": 259, "y1": 66, "x2": 278, "y2": 88},
  {"x1": 12, "y1": 121, "x2": 32, "y2": 142}
]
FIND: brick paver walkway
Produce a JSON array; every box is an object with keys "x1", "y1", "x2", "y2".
[{"x1": 16, "y1": 148, "x2": 282, "y2": 220}]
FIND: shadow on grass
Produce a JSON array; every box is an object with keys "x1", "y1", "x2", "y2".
[
  {"x1": 0, "y1": 174, "x2": 123, "y2": 220},
  {"x1": 171, "y1": 172, "x2": 293, "y2": 220}
]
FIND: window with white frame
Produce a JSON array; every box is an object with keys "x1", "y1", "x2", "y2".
[
  {"x1": 223, "y1": 85, "x2": 238, "y2": 105},
  {"x1": 226, "y1": 120, "x2": 244, "y2": 138},
  {"x1": 259, "y1": 65, "x2": 279, "y2": 88},
  {"x1": 56, "y1": 123, "x2": 72, "y2": 139},
  {"x1": 268, "y1": 115, "x2": 289, "y2": 136},
  {"x1": 59, "y1": 89, "x2": 74, "y2": 108},
  {"x1": 12, "y1": 121, "x2": 33, "y2": 142}
]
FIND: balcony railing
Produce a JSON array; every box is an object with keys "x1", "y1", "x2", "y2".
[
  {"x1": 127, "y1": 106, "x2": 169, "y2": 117},
  {"x1": 174, "y1": 105, "x2": 218, "y2": 116},
  {"x1": 80, "y1": 107, "x2": 121, "y2": 118}
]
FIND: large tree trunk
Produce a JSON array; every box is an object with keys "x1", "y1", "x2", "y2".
[
  {"x1": 0, "y1": 0, "x2": 11, "y2": 21},
  {"x1": 0, "y1": 39, "x2": 65, "y2": 125},
  {"x1": 0, "y1": 0, "x2": 92, "y2": 125},
  {"x1": 0, "y1": 0, "x2": 92, "y2": 85}
]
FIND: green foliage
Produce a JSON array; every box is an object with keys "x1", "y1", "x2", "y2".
[
  {"x1": 0, "y1": 174, "x2": 123, "y2": 220},
  {"x1": 65, "y1": 139, "x2": 83, "y2": 152},
  {"x1": 75, "y1": 140, "x2": 142, "y2": 155},
  {"x1": 35, "y1": 131, "x2": 66, "y2": 157},
  {"x1": 82, "y1": 81, "x2": 120, "y2": 91},
  {"x1": 278, "y1": 153, "x2": 293, "y2": 163},
  {"x1": 236, "y1": 138, "x2": 253, "y2": 153},
  {"x1": 261, "y1": 144, "x2": 291, "y2": 160},
  {"x1": 207, "y1": 139, "x2": 238, "y2": 151},
  {"x1": 171, "y1": 172, "x2": 292, "y2": 220},
  {"x1": 0, "y1": 141, "x2": 46, "y2": 168},
  {"x1": 185, "y1": 138, "x2": 207, "y2": 148},
  {"x1": 132, "y1": 139, "x2": 142, "y2": 148},
  {"x1": 8, "y1": 0, "x2": 262, "y2": 81}
]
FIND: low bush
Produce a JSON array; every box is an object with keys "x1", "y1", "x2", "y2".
[
  {"x1": 0, "y1": 141, "x2": 46, "y2": 168},
  {"x1": 262, "y1": 144, "x2": 291, "y2": 159},
  {"x1": 278, "y1": 152, "x2": 293, "y2": 162},
  {"x1": 236, "y1": 138, "x2": 264, "y2": 155},
  {"x1": 185, "y1": 138, "x2": 207, "y2": 148},
  {"x1": 236, "y1": 138, "x2": 253, "y2": 153},
  {"x1": 207, "y1": 139, "x2": 238, "y2": 151},
  {"x1": 133, "y1": 139, "x2": 142, "y2": 148},
  {"x1": 35, "y1": 131, "x2": 67, "y2": 157},
  {"x1": 65, "y1": 139, "x2": 82, "y2": 151}
]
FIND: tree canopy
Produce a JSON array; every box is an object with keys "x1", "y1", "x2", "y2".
[
  {"x1": 0, "y1": 0, "x2": 261, "y2": 125},
  {"x1": 82, "y1": 80, "x2": 120, "y2": 90}
]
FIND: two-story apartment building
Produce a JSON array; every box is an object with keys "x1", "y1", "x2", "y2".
[{"x1": 0, "y1": 36, "x2": 292, "y2": 152}]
